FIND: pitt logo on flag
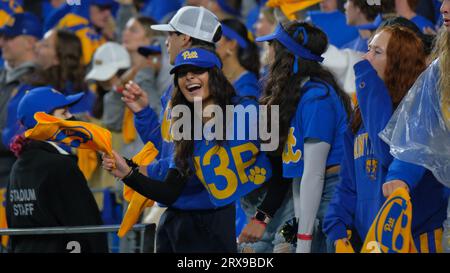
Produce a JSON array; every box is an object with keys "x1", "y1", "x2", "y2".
[
  {"x1": 362, "y1": 188, "x2": 417, "y2": 253},
  {"x1": 182, "y1": 50, "x2": 198, "y2": 60},
  {"x1": 24, "y1": 112, "x2": 113, "y2": 156}
]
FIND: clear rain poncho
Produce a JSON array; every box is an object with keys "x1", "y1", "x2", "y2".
[{"x1": 379, "y1": 59, "x2": 450, "y2": 187}]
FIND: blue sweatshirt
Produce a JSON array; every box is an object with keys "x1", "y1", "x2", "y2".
[
  {"x1": 324, "y1": 60, "x2": 449, "y2": 246},
  {"x1": 169, "y1": 96, "x2": 271, "y2": 206},
  {"x1": 135, "y1": 85, "x2": 216, "y2": 210}
]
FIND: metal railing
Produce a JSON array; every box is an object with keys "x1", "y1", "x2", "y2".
[{"x1": 0, "y1": 223, "x2": 153, "y2": 253}]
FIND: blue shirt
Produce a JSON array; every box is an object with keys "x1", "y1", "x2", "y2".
[
  {"x1": 308, "y1": 10, "x2": 359, "y2": 48},
  {"x1": 282, "y1": 79, "x2": 348, "y2": 178}
]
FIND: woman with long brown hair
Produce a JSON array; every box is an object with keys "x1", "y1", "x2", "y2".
[
  {"x1": 324, "y1": 24, "x2": 449, "y2": 252},
  {"x1": 32, "y1": 29, "x2": 95, "y2": 114},
  {"x1": 239, "y1": 21, "x2": 352, "y2": 253},
  {"x1": 101, "y1": 47, "x2": 272, "y2": 252}
]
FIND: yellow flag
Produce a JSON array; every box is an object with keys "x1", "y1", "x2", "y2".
[
  {"x1": 77, "y1": 149, "x2": 99, "y2": 181},
  {"x1": 25, "y1": 112, "x2": 113, "y2": 156},
  {"x1": 361, "y1": 188, "x2": 417, "y2": 253},
  {"x1": 122, "y1": 107, "x2": 137, "y2": 144},
  {"x1": 335, "y1": 230, "x2": 355, "y2": 253},
  {"x1": 266, "y1": 0, "x2": 321, "y2": 20},
  {"x1": 336, "y1": 239, "x2": 355, "y2": 253},
  {"x1": 118, "y1": 141, "x2": 159, "y2": 238}
]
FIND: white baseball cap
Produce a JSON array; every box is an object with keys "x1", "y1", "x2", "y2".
[
  {"x1": 85, "y1": 42, "x2": 131, "y2": 81},
  {"x1": 151, "y1": 6, "x2": 222, "y2": 43}
]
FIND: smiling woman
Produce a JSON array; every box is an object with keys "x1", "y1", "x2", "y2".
[{"x1": 102, "y1": 47, "x2": 273, "y2": 252}]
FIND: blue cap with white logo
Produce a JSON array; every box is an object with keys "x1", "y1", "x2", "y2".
[
  {"x1": 18, "y1": 87, "x2": 84, "y2": 129},
  {"x1": 0, "y1": 12, "x2": 42, "y2": 39},
  {"x1": 170, "y1": 48, "x2": 222, "y2": 74}
]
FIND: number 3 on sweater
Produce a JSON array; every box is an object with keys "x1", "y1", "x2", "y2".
[{"x1": 194, "y1": 143, "x2": 259, "y2": 200}]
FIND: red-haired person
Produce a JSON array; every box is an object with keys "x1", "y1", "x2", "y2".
[
  {"x1": 324, "y1": 25, "x2": 449, "y2": 253},
  {"x1": 380, "y1": 0, "x2": 450, "y2": 252}
]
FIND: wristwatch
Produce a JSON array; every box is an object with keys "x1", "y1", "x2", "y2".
[{"x1": 253, "y1": 210, "x2": 271, "y2": 225}]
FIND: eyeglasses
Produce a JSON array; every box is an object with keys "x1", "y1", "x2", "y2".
[{"x1": 176, "y1": 66, "x2": 209, "y2": 78}]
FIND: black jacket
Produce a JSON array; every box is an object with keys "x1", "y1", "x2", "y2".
[{"x1": 6, "y1": 141, "x2": 108, "y2": 253}]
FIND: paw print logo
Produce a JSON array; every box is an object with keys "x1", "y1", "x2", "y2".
[{"x1": 248, "y1": 166, "x2": 267, "y2": 185}]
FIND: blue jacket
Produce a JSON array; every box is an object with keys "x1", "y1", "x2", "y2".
[
  {"x1": 308, "y1": 10, "x2": 359, "y2": 48},
  {"x1": 323, "y1": 60, "x2": 449, "y2": 244}
]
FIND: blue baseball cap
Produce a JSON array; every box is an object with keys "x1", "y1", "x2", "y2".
[
  {"x1": 255, "y1": 23, "x2": 324, "y2": 63},
  {"x1": 138, "y1": 44, "x2": 162, "y2": 57},
  {"x1": 170, "y1": 48, "x2": 222, "y2": 74},
  {"x1": 18, "y1": 87, "x2": 84, "y2": 129},
  {"x1": 0, "y1": 12, "x2": 42, "y2": 39}
]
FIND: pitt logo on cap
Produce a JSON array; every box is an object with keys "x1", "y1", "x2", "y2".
[{"x1": 182, "y1": 50, "x2": 198, "y2": 60}]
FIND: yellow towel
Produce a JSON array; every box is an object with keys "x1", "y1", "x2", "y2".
[
  {"x1": 335, "y1": 230, "x2": 355, "y2": 253},
  {"x1": 25, "y1": 112, "x2": 160, "y2": 238},
  {"x1": 0, "y1": 1, "x2": 23, "y2": 27},
  {"x1": 122, "y1": 108, "x2": 137, "y2": 144},
  {"x1": 361, "y1": 188, "x2": 417, "y2": 253},
  {"x1": 25, "y1": 112, "x2": 113, "y2": 156},
  {"x1": 0, "y1": 188, "x2": 8, "y2": 247},
  {"x1": 266, "y1": 0, "x2": 322, "y2": 20},
  {"x1": 336, "y1": 239, "x2": 355, "y2": 253},
  {"x1": 77, "y1": 149, "x2": 99, "y2": 181},
  {"x1": 118, "y1": 141, "x2": 159, "y2": 237}
]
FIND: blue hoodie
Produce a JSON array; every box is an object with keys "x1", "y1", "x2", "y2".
[{"x1": 323, "y1": 60, "x2": 449, "y2": 248}]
